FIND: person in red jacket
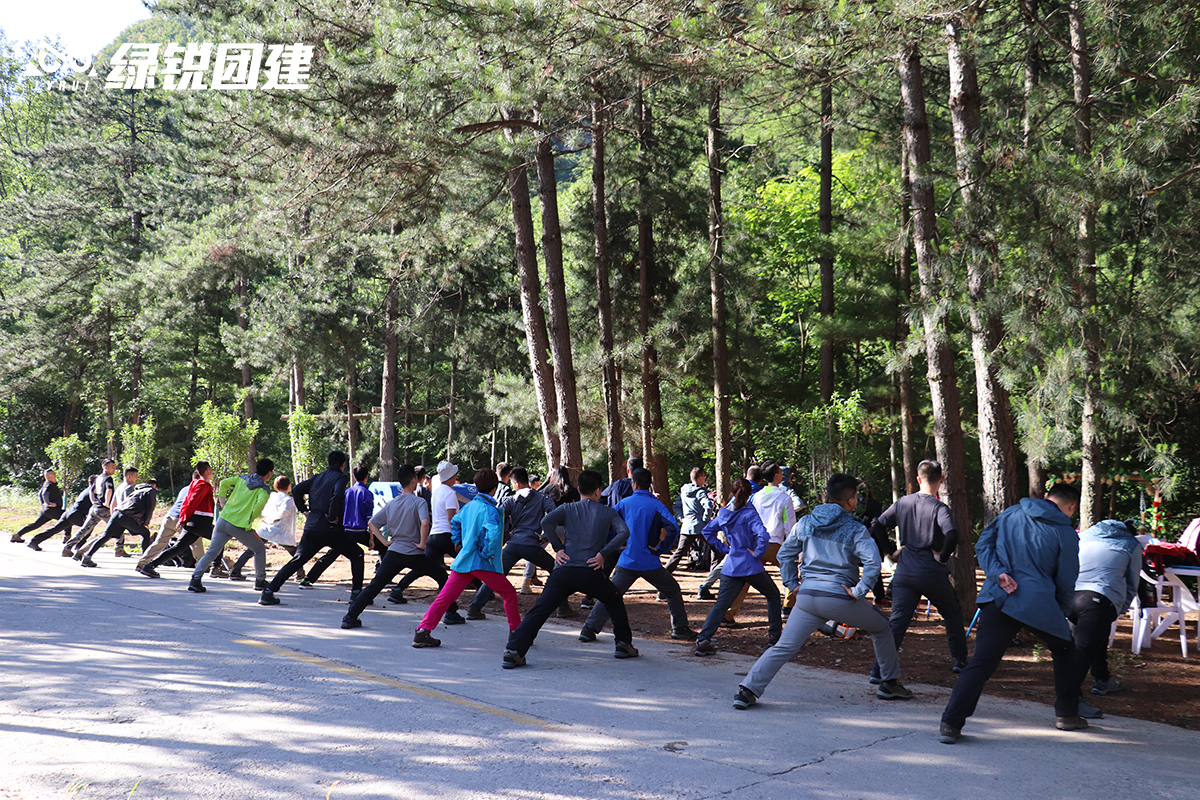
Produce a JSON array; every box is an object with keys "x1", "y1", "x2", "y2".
[{"x1": 137, "y1": 462, "x2": 215, "y2": 579}]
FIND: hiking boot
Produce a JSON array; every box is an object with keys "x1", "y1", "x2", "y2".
[
  {"x1": 386, "y1": 592, "x2": 407, "y2": 604},
  {"x1": 466, "y1": 607, "x2": 487, "y2": 621},
  {"x1": 80, "y1": 557, "x2": 98, "y2": 568},
  {"x1": 953, "y1": 658, "x2": 968, "y2": 674},
  {"x1": 27, "y1": 542, "x2": 42, "y2": 552},
  {"x1": 258, "y1": 589, "x2": 280, "y2": 605},
  {"x1": 341, "y1": 617, "x2": 363, "y2": 629},
  {"x1": 137, "y1": 564, "x2": 160, "y2": 578},
  {"x1": 1092, "y1": 677, "x2": 1122, "y2": 695},
  {"x1": 114, "y1": 547, "x2": 131, "y2": 558},
  {"x1": 444, "y1": 609, "x2": 467, "y2": 625},
  {"x1": 876, "y1": 680, "x2": 913, "y2": 700},
  {"x1": 519, "y1": 578, "x2": 535, "y2": 595},
  {"x1": 502, "y1": 649, "x2": 526, "y2": 669},
  {"x1": 10, "y1": 534, "x2": 24, "y2": 543},
  {"x1": 1055, "y1": 716, "x2": 1089, "y2": 731},
  {"x1": 188, "y1": 579, "x2": 206, "y2": 593},
  {"x1": 671, "y1": 628, "x2": 699, "y2": 641},
  {"x1": 1077, "y1": 699, "x2": 1104, "y2": 719},
  {"x1": 556, "y1": 602, "x2": 576, "y2": 619},
  {"x1": 349, "y1": 589, "x2": 363, "y2": 603},
  {"x1": 412, "y1": 628, "x2": 441, "y2": 648},
  {"x1": 695, "y1": 640, "x2": 717, "y2": 657},
  {"x1": 697, "y1": 586, "x2": 716, "y2": 600},
  {"x1": 300, "y1": 579, "x2": 315, "y2": 588},
  {"x1": 228, "y1": 571, "x2": 247, "y2": 581},
  {"x1": 614, "y1": 641, "x2": 639, "y2": 659},
  {"x1": 72, "y1": 550, "x2": 85, "y2": 561},
  {"x1": 528, "y1": 573, "x2": 543, "y2": 587},
  {"x1": 61, "y1": 547, "x2": 75, "y2": 558},
  {"x1": 938, "y1": 722, "x2": 961, "y2": 744},
  {"x1": 578, "y1": 625, "x2": 599, "y2": 643},
  {"x1": 733, "y1": 686, "x2": 757, "y2": 710},
  {"x1": 254, "y1": 579, "x2": 269, "y2": 591}
]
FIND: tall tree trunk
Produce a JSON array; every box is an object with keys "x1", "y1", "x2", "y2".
[
  {"x1": 236, "y1": 273, "x2": 256, "y2": 466},
  {"x1": 104, "y1": 303, "x2": 116, "y2": 459},
  {"x1": 947, "y1": 14, "x2": 1019, "y2": 523},
  {"x1": 507, "y1": 153, "x2": 560, "y2": 473},
  {"x1": 446, "y1": 291, "x2": 465, "y2": 461},
  {"x1": 899, "y1": 41, "x2": 975, "y2": 608},
  {"x1": 379, "y1": 275, "x2": 399, "y2": 481},
  {"x1": 345, "y1": 345, "x2": 359, "y2": 465},
  {"x1": 1071, "y1": 1, "x2": 1101, "y2": 529},
  {"x1": 634, "y1": 85, "x2": 669, "y2": 499},
  {"x1": 64, "y1": 363, "x2": 86, "y2": 436},
  {"x1": 535, "y1": 121, "x2": 583, "y2": 477},
  {"x1": 708, "y1": 87, "x2": 732, "y2": 504},
  {"x1": 403, "y1": 342, "x2": 412, "y2": 463},
  {"x1": 818, "y1": 79, "x2": 835, "y2": 402},
  {"x1": 898, "y1": 138, "x2": 918, "y2": 494},
  {"x1": 1023, "y1": 0, "x2": 1041, "y2": 147},
  {"x1": 592, "y1": 92, "x2": 624, "y2": 484}
]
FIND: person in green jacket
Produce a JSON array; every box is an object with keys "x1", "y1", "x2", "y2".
[{"x1": 188, "y1": 458, "x2": 274, "y2": 594}]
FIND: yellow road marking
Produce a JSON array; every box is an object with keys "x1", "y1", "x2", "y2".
[{"x1": 234, "y1": 638, "x2": 563, "y2": 730}]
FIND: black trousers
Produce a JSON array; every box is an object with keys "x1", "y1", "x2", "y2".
[
  {"x1": 30, "y1": 509, "x2": 88, "y2": 547},
  {"x1": 698, "y1": 571, "x2": 783, "y2": 643},
  {"x1": 232, "y1": 543, "x2": 304, "y2": 579},
  {"x1": 147, "y1": 517, "x2": 214, "y2": 569},
  {"x1": 470, "y1": 541, "x2": 557, "y2": 610},
  {"x1": 392, "y1": 532, "x2": 456, "y2": 596},
  {"x1": 268, "y1": 527, "x2": 364, "y2": 592},
  {"x1": 664, "y1": 533, "x2": 712, "y2": 573},
  {"x1": 301, "y1": 529, "x2": 369, "y2": 584},
  {"x1": 64, "y1": 507, "x2": 111, "y2": 552},
  {"x1": 84, "y1": 513, "x2": 150, "y2": 559},
  {"x1": 17, "y1": 508, "x2": 63, "y2": 538},
  {"x1": 507, "y1": 566, "x2": 631, "y2": 657},
  {"x1": 346, "y1": 550, "x2": 450, "y2": 621},
  {"x1": 942, "y1": 603, "x2": 1080, "y2": 729},
  {"x1": 888, "y1": 569, "x2": 968, "y2": 661},
  {"x1": 1070, "y1": 590, "x2": 1118, "y2": 684}
]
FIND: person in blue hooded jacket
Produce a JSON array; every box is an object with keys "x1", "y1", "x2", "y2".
[
  {"x1": 731, "y1": 473, "x2": 913, "y2": 710},
  {"x1": 1072, "y1": 518, "x2": 1142, "y2": 698},
  {"x1": 694, "y1": 478, "x2": 782, "y2": 655},
  {"x1": 940, "y1": 482, "x2": 1083, "y2": 744}
]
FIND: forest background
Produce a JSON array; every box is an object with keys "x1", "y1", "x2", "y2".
[{"x1": 3, "y1": 0, "x2": 1199, "y2": 604}]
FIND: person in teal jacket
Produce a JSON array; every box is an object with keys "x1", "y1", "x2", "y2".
[
  {"x1": 940, "y1": 483, "x2": 1084, "y2": 744},
  {"x1": 412, "y1": 469, "x2": 521, "y2": 648}
]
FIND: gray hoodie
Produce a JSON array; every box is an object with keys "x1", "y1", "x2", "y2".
[
  {"x1": 541, "y1": 499, "x2": 630, "y2": 568},
  {"x1": 1076, "y1": 519, "x2": 1142, "y2": 612},
  {"x1": 779, "y1": 503, "x2": 879, "y2": 600}
]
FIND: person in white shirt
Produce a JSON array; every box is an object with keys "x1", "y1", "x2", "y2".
[
  {"x1": 386, "y1": 460, "x2": 466, "y2": 625},
  {"x1": 727, "y1": 462, "x2": 797, "y2": 622},
  {"x1": 230, "y1": 475, "x2": 304, "y2": 582}
]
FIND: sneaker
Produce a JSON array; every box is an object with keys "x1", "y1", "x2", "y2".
[
  {"x1": 671, "y1": 628, "x2": 699, "y2": 641},
  {"x1": 767, "y1": 633, "x2": 781, "y2": 647},
  {"x1": 138, "y1": 564, "x2": 162, "y2": 578},
  {"x1": 188, "y1": 579, "x2": 206, "y2": 593},
  {"x1": 578, "y1": 625, "x2": 598, "y2": 643},
  {"x1": 72, "y1": 550, "x2": 85, "y2": 561},
  {"x1": 938, "y1": 722, "x2": 961, "y2": 744},
  {"x1": 614, "y1": 641, "x2": 639, "y2": 659},
  {"x1": 869, "y1": 665, "x2": 882, "y2": 685},
  {"x1": 720, "y1": 619, "x2": 738, "y2": 629},
  {"x1": 466, "y1": 607, "x2": 487, "y2": 621},
  {"x1": 556, "y1": 603, "x2": 576, "y2": 619},
  {"x1": 1092, "y1": 677, "x2": 1122, "y2": 696},
  {"x1": 80, "y1": 557, "x2": 98, "y2": 568},
  {"x1": 228, "y1": 572, "x2": 247, "y2": 581},
  {"x1": 953, "y1": 658, "x2": 968, "y2": 674},
  {"x1": 502, "y1": 649, "x2": 526, "y2": 669},
  {"x1": 733, "y1": 686, "x2": 757, "y2": 710},
  {"x1": 27, "y1": 542, "x2": 42, "y2": 552},
  {"x1": 258, "y1": 589, "x2": 280, "y2": 605},
  {"x1": 341, "y1": 617, "x2": 363, "y2": 629},
  {"x1": 299, "y1": 579, "x2": 315, "y2": 588},
  {"x1": 579, "y1": 597, "x2": 595, "y2": 610},
  {"x1": 444, "y1": 609, "x2": 467, "y2": 625},
  {"x1": 782, "y1": 607, "x2": 792, "y2": 620},
  {"x1": 10, "y1": 534, "x2": 24, "y2": 543},
  {"x1": 697, "y1": 586, "x2": 716, "y2": 601},
  {"x1": 254, "y1": 579, "x2": 269, "y2": 591},
  {"x1": 413, "y1": 628, "x2": 441, "y2": 648},
  {"x1": 349, "y1": 589, "x2": 362, "y2": 603},
  {"x1": 876, "y1": 680, "x2": 914, "y2": 700},
  {"x1": 386, "y1": 592, "x2": 407, "y2": 605},
  {"x1": 1077, "y1": 699, "x2": 1104, "y2": 719},
  {"x1": 1055, "y1": 716, "x2": 1089, "y2": 731},
  {"x1": 694, "y1": 640, "x2": 717, "y2": 657}
]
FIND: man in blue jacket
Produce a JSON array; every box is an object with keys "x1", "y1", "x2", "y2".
[
  {"x1": 939, "y1": 483, "x2": 1083, "y2": 743},
  {"x1": 579, "y1": 468, "x2": 696, "y2": 642},
  {"x1": 733, "y1": 473, "x2": 913, "y2": 710}
]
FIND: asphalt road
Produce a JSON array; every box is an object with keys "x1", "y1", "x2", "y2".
[{"x1": 1, "y1": 543, "x2": 1194, "y2": 799}]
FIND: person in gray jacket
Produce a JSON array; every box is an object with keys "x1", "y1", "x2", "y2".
[
  {"x1": 503, "y1": 469, "x2": 635, "y2": 668},
  {"x1": 732, "y1": 473, "x2": 913, "y2": 710},
  {"x1": 665, "y1": 467, "x2": 717, "y2": 574},
  {"x1": 1073, "y1": 519, "x2": 1142, "y2": 698}
]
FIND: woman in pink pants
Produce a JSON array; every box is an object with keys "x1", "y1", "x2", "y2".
[{"x1": 414, "y1": 469, "x2": 521, "y2": 647}]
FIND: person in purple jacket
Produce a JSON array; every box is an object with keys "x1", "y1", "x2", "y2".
[
  {"x1": 296, "y1": 466, "x2": 374, "y2": 592},
  {"x1": 694, "y1": 479, "x2": 783, "y2": 655}
]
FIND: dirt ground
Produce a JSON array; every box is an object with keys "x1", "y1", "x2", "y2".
[{"x1": 5, "y1": 501, "x2": 1199, "y2": 730}]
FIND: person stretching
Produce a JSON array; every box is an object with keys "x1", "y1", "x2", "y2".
[
  {"x1": 412, "y1": 470, "x2": 521, "y2": 647},
  {"x1": 694, "y1": 479, "x2": 782, "y2": 656},
  {"x1": 11, "y1": 469, "x2": 63, "y2": 543},
  {"x1": 28, "y1": 486, "x2": 92, "y2": 551},
  {"x1": 138, "y1": 463, "x2": 215, "y2": 578},
  {"x1": 189, "y1": 459, "x2": 273, "y2": 593},
  {"x1": 503, "y1": 469, "x2": 636, "y2": 668},
  {"x1": 732, "y1": 473, "x2": 913, "y2": 710},
  {"x1": 579, "y1": 468, "x2": 696, "y2": 642},
  {"x1": 299, "y1": 465, "x2": 373, "y2": 587},
  {"x1": 79, "y1": 479, "x2": 158, "y2": 567}
]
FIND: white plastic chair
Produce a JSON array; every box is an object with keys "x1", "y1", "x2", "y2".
[{"x1": 1131, "y1": 569, "x2": 1189, "y2": 657}]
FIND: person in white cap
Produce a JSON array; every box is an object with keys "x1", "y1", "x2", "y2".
[{"x1": 387, "y1": 459, "x2": 467, "y2": 624}]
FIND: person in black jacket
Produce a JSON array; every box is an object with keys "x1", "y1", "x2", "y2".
[
  {"x1": 63, "y1": 459, "x2": 117, "y2": 557},
  {"x1": 79, "y1": 480, "x2": 158, "y2": 567},
  {"x1": 11, "y1": 470, "x2": 64, "y2": 543},
  {"x1": 600, "y1": 457, "x2": 641, "y2": 507},
  {"x1": 28, "y1": 487, "x2": 92, "y2": 551},
  {"x1": 260, "y1": 451, "x2": 363, "y2": 604}
]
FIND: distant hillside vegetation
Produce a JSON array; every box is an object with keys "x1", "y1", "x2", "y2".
[{"x1": 97, "y1": 14, "x2": 201, "y2": 62}]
